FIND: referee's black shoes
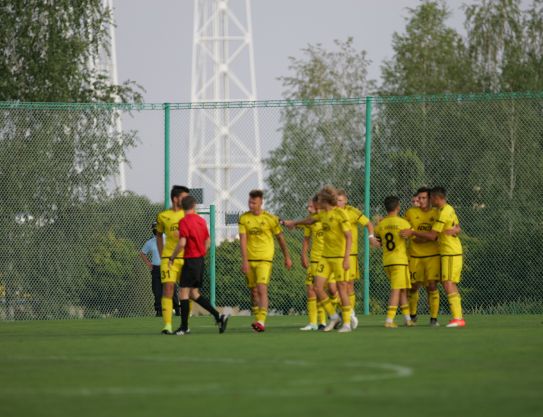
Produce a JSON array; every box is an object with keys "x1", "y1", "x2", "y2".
[{"x1": 218, "y1": 314, "x2": 230, "y2": 334}]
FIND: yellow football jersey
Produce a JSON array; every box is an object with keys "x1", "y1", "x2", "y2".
[
  {"x1": 432, "y1": 204, "x2": 463, "y2": 255},
  {"x1": 316, "y1": 207, "x2": 351, "y2": 258},
  {"x1": 343, "y1": 205, "x2": 369, "y2": 255},
  {"x1": 404, "y1": 207, "x2": 440, "y2": 257},
  {"x1": 374, "y1": 215, "x2": 411, "y2": 267},
  {"x1": 156, "y1": 209, "x2": 185, "y2": 258},
  {"x1": 238, "y1": 211, "x2": 282, "y2": 262},
  {"x1": 303, "y1": 214, "x2": 324, "y2": 262}
]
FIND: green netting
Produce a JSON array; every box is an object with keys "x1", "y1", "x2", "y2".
[{"x1": 1, "y1": 92, "x2": 542, "y2": 319}]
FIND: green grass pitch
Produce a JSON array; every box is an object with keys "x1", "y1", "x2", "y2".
[{"x1": 1, "y1": 315, "x2": 542, "y2": 417}]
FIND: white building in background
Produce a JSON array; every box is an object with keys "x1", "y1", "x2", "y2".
[{"x1": 189, "y1": 0, "x2": 263, "y2": 241}]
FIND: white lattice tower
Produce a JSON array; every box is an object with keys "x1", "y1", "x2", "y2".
[
  {"x1": 189, "y1": 0, "x2": 263, "y2": 241},
  {"x1": 99, "y1": 0, "x2": 126, "y2": 191}
]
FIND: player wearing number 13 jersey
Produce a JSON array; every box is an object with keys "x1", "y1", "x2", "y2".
[{"x1": 374, "y1": 196, "x2": 414, "y2": 328}]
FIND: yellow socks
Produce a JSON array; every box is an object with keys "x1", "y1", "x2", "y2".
[
  {"x1": 386, "y1": 305, "x2": 397, "y2": 322},
  {"x1": 317, "y1": 306, "x2": 326, "y2": 325},
  {"x1": 161, "y1": 297, "x2": 173, "y2": 327},
  {"x1": 251, "y1": 305, "x2": 259, "y2": 318},
  {"x1": 330, "y1": 294, "x2": 340, "y2": 310},
  {"x1": 341, "y1": 306, "x2": 351, "y2": 326},
  {"x1": 319, "y1": 297, "x2": 337, "y2": 317},
  {"x1": 447, "y1": 292, "x2": 463, "y2": 319},
  {"x1": 400, "y1": 303, "x2": 411, "y2": 322},
  {"x1": 429, "y1": 289, "x2": 440, "y2": 319},
  {"x1": 256, "y1": 307, "x2": 268, "y2": 324},
  {"x1": 349, "y1": 293, "x2": 356, "y2": 312},
  {"x1": 408, "y1": 290, "x2": 419, "y2": 316},
  {"x1": 307, "y1": 297, "x2": 318, "y2": 325}
]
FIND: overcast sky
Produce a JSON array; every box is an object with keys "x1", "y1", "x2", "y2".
[{"x1": 112, "y1": 0, "x2": 472, "y2": 203}]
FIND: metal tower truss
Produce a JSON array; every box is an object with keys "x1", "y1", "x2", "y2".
[{"x1": 189, "y1": 0, "x2": 263, "y2": 240}]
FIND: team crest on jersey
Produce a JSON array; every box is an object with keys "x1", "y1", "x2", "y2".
[
  {"x1": 321, "y1": 223, "x2": 331, "y2": 232},
  {"x1": 249, "y1": 227, "x2": 262, "y2": 236}
]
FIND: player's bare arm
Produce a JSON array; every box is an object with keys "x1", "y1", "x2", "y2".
[
  {"x1": 301, "y1": 236, "x2": 310, "y2": 269},
  {"x1": 156, "y1": 233, "x2": 163, "y2": 256},
  {"x1": 343, "y1": 230, "x2": 352, "y2": 271},
  {"x1": 276, "y1": 233, "x2": 292, "y2": 270},
  {"x1": 444, "y1": 224, "x2": 461, "y2": 236},
  {"x1": 169, "y1": 237, "x2": 187, "y2": 267},
  {"x1": 365, "y1": 221, "x2": 380, "y2": 247},
  {"x1": 401, "y1": 229, "x2": 438, "y2": 241},
  {"x1": 239, "y1": 233, "x2": 250, "y2": 274},
  {"x1": 282, "y1": 215, "x2": 316, "y2": 230}
]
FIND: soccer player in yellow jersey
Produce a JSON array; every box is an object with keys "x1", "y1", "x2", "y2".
[
  {"x1": 336, "y1": 189, "x2": 378, "y2": 330},
  {"x1": 401, "y1": 186, "x2": 465, "y2": 328},
  {"x1": 404, "y1": 187, "x2": 442, "y2": 326},
  {"x1": 285, "y1": 186, "x2": 353, "y2": 333},
  {"x1": 299, "y1": 196, "x2": 327, "y2": 331},
  {"x1": 239, "y1": 189, "x2": 292, "y2": 332},
  {"x1": 155, "y1": 185, "x2": 189, "y2": 334},
  {"x1": 374, "y1": 196, "x2": 415, "y2": 328}
]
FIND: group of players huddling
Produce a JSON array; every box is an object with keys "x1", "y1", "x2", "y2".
[
  {"x1": 155, "y1": 184, "x2": 465, "y2": 335},
  {"x1": 242, "y1": 185, "x2": 465, "y2": 333}
]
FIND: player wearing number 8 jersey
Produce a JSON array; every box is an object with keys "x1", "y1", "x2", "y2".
[{"x1": 374, "y1": 196, "x2": 414, "y2": 328}]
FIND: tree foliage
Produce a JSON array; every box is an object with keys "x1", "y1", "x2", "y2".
[{"x1": 265, "y1": 39, "x2": 374, "y2": 217}]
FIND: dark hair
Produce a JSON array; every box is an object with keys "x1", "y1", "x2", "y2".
[
  {"x1": 416, "y1": 186, "x2": 431, "y2": 196},
  {"x1": 384, "y1": 196, "x2": 400, "y2": 213},
  {"x1": 152, "y1": 221, "x2": 158, "y2": 235},
  {"x1": 249, "y1": 189, "x2": 264, "y2": 199},
  {"x1": 430, "y1": 186, "x2": 446, "y2": 199},
  {"x1": 171, "y1": 185, "x2": 189, "y2": 201},
  {"x1": 312, "y1": 194, "x2": 319, "y2": 203},
  {"x1": 181, "y1": 195, "x2": 197, "y2": 211}
]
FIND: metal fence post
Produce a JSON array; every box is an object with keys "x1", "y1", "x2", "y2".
[
  {"x1": 164, "y1": 103, "x2": 171, "y2": 209},
  {"x1": 363, "y1": 96, "x2": 373, "y2": 315},
  {"x1": 209, "y1": 204, "x2": 217, "y2": 307}
]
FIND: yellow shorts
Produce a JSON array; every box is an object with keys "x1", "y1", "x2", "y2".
[
  {"x1": 441, "y1": 255, "x2": 463, "y2": 283},
  {"x1": 347, "y1": 254, "x2": 360, "y2": 281},
  {"x1": 246, "y1": 261, "x2": 273, "y2": 288},
  {"x1": 305, "y1": 261, "x2": 319, "y2": 286},
  {"x1": 409, "y1": 256, "x2": 441, "y2": 284},
  {"x1": 384, "y1": 265, "x2": 411, "y2": 290},
  {"x1": 316, "y1": 257, "x2": 348, "y2": 283},
  {"x1": 160, "y1": 258, "x2": 184, "y2": 284}
]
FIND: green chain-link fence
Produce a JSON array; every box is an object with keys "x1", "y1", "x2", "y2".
[{"x1": 1, "y1": 92, "x2": 542, "y2": 320}]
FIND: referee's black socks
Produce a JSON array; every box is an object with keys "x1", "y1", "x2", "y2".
[
  {"x1": 195, "y1": 296, "x2": 220, "y2": 322},
  {"x1": 180, "y1": 299, "x2": 190, "y2": 331}
]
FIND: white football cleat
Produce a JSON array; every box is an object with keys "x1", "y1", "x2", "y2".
[
  {"x1": 323, "y1": 317, "x2": 340, "y2": 332},
  {"x1": 337, "y1": 324, "x2": 352, "y2": 333},
  {"x1": 350, "y1": 314, "x2": 359, "y2": 330},
  {"x1": 299, "y1": 323, "x2": 318, "y2": 331}
]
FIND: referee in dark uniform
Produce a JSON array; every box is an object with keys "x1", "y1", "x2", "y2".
[{"x1": 168, "y1": 195, "x2": 229, "y2": 335}]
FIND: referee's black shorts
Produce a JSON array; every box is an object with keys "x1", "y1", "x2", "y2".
[{"x1": 179, "y1": 257, "x2": 205, "y2": 288}]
